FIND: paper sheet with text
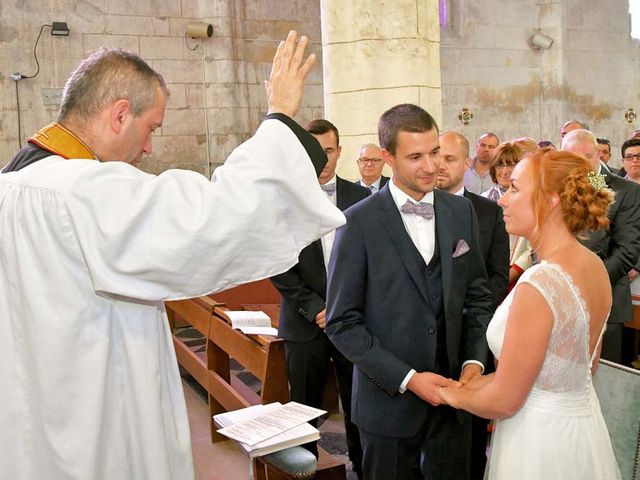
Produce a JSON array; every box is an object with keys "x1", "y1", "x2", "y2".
[{"x1": 217, "y1": 401, "x2": 325, "y2": 446}]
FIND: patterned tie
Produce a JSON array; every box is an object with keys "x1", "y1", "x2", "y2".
[
  {"x1": 400, "y1": 199, "x2": 434, "y2": 219},
  {"x1": 321, "y1": 183, "x2": 336, "y2": 195},
  {"x1": 369, "y1": 184, "x2": 376, "y2": 192}
]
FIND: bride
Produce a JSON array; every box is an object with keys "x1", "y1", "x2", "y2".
[{"x1": 439, "y1": 149, "x2": 621, "y2": 479}]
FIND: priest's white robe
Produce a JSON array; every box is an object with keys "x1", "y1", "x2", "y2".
[{"x1": 0, "y1": 119, "x2": 345, "y2": 480}]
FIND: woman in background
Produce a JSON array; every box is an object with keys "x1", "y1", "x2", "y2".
[{"x1": 483, "y1": 139, "x2": 537, "y2": 290}]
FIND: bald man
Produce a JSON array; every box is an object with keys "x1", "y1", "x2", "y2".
[
  {"x1": 437, "y1": 131, "x2": 509, "y2": 310},
  {"x1": 562, "y1": 129, "x2": 640, "y2": 364}
]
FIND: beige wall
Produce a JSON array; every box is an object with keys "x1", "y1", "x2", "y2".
[
  {"x1": 3, "y1": 1, "x2": 640, "y2": 173},
  {"x1": 440, "y1": 0, "x2": 640, "y2": 169},
  {"x1": 0, "y1": 0, "x2": 324, "y2": 173}
]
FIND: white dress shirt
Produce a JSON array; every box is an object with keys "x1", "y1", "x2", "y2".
[
  {"x1": 358, "y1": 177, "x2": 382, "y2": 192},
  {"x1": 390, "y1": 181, "x2": 483, "y2": 392},
  {"x1": 389, "y1": 179, "x2": 435, "y2": 265}
]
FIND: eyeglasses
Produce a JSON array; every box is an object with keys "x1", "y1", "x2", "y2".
[
  {"x1": 624, "y1": 153, "x2": 640, "y2": 161},
  {"x1": 495, "y1": 163, "x2": 516, "y2": 170},
  {"x1": 358, "y1": 157, "x2": 383, "y2": 165}
]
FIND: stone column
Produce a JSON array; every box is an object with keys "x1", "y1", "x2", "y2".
[{"x1": 319, "y1": 0, "x2": 442, "y2": 180}]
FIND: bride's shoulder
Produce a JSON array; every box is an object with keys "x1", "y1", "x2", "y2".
[{"x1": 516, "y1": 262, "x2": 568, "y2": 296}]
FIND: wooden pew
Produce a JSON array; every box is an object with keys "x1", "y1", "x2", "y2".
[
  {"x1": 165, "y1": 280, "x2": 346, "y2": 480},
  {"x1": 166, "y1": 288, "x2": 287, "y2": 442}
]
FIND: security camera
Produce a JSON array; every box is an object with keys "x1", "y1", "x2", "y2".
[{"x1": 529, "y1": 31, "x2": 554, "y2": 50}]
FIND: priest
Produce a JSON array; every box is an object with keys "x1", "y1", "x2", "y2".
[{"x1": 0, "y1": 31, "x2": 344, "y2": 480}]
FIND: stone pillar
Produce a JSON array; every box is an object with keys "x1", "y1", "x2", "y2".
[{"x1": 319, "y1": 0, "x2": 442, "y2": 180}]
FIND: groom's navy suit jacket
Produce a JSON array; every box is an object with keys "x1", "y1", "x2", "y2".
[{"x1": 326, "y1": 184, "x2": 492, "y2": 437}]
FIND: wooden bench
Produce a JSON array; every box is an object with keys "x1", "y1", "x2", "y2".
[
  {"x1": 165, "y1": 280, "x2": 346, "y2": 480},
  {"x1": 166, "y1": 287, "x2": 287, "y2": 442}
]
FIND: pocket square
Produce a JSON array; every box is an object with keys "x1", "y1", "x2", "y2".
[{"x1": 453, "y1": 239, "x2": 470, "y2": 258}]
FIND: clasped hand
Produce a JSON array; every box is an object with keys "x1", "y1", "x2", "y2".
[
  {"x1": 409, "y1": 364, "x2": 483, "y2": 407},
  {"x1": 408, "y1": 372, "x2": 461, "y2": 406}
]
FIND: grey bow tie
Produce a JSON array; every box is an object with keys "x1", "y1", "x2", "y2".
[
  {"x1": 321, "y1": 183, "x2": 336, "y2": 195},
  {"x1": 400, "y1": 199, "x2": 434, "y2": 219}
]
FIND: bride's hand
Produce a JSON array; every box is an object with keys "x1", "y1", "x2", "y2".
[
  {"x1": 438, "y1": 386, "x2": 460, "y2": 408},
  {"x1": 463, "y1": 373, "x2": 494, "y2": 391}
]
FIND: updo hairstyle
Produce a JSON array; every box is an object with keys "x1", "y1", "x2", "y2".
[{"x1": 526, "y1": 149, "x2": 612, "y2": 240}]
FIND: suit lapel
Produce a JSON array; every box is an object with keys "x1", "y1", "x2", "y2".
[
  {"x1": 312, "y1": 239, "x2": 326, "y2": 275},
  {"x1": 336, "y1": 177, "x2": 349, "y2": 211},
  {"x1": 434, "y1": 190, "x2": 453, "y2": 315},
  {"x1": 378, "y1": 186, "x2": 430, "y2": 305}
]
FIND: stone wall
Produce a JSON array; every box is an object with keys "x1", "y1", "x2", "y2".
[
  {"x1": 3, "y1": 1, "x2": 640, "y2": 173},
  {"x1": 0, "y1": 0, "x2": 324, "y2": 174},
  {"x1": 440, "y1": 0, "x2": 640, "y2": 168}
]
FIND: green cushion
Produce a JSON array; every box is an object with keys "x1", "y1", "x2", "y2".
[
  {"x1": 261, "y1": 446, "x2": 318, "y2": 479},
  {"x1": 593, "y1": 359, "x2": 640, "y2": 480}
]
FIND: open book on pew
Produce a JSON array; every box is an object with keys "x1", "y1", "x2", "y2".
[
  {"x1": 225, "y1": 310, "x2": 278, "y2": 336},
  {"x1": 214, "y1": 402, "x2": 324, "y2": 457}
]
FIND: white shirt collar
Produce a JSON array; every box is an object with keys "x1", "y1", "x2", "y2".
[
  {"x1": 453, "y1": 186, "x2": 465, "y2": 196},
  {"x1": 360, "y1": 177, "x2": 381, "y2": 190},
  {"x1": 323, "y1": 175, "x2": 337, "y2": 186},
  {"x1": 389, "y1": 178, "x2": 435, "y2": 210}
]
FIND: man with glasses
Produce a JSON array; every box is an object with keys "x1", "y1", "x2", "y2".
[
  {"x1": 621, "y1": 138, "x2": 640, "y2": 183},
  {"x1": 355, "y1": 143, "x2": 390, "y2": 192}
]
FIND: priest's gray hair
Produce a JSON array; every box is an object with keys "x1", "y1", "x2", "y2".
[{"x1": 57, "y1": 47, "x2": 169, "y2": 123}]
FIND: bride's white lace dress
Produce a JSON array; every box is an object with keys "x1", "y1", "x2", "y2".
[{"x1": 485, "y1": 262, "x2": 621, "y2": 479}]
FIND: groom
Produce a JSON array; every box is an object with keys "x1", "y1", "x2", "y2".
[{"x1": 326, "y1": 104, "x2": 492, "y2": 480}]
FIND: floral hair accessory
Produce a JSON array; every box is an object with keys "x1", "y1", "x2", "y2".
[
  {"x1": 587, "y1": 171, "x2": 615, "y2": 199},
  {"x1": 587, "y1": 171, "x2": 608, "y2": 191}
]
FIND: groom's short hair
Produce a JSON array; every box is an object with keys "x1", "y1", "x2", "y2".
[{"x1": 378, "y1": 104, "x2": 439, "y2": 155}]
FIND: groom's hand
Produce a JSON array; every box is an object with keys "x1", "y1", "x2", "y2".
[
  {"x1": 407, "y1": 372, "x2": 460, "y2": 406},
  {"x1": 459, "y1": 363, "x2": 483, "y2": 385}
]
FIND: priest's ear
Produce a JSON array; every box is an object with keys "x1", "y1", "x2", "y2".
[{"x1": 109, "y1": 99, "x2": 132, "y2": 134}]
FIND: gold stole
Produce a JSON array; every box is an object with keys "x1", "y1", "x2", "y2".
[{"x1": 29, "y1": 123, "x2": 98, "y2": 160}]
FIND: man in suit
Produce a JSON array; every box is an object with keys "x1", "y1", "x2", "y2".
[
  {"x1": 271, "y1": 119, "x2": 369, "y2": 479},
  {"x1": 437, "y1": 131, "x2": 509, "y2": 310},
  {"x1": 355, "y1": 143, "x2": 390, "y2": 192},
  {"x1": 597, "y1": 138, "x2": 618, "y2": 175},
  {"x1": 437, "y1": 130, "x2": 509, "y2": 479},
  {"x1": 326, "y1": 104, "x2": 492, "y2": 480},
  {"x1": 562, "y1": 129, "x2": 640, "y2": 363}
]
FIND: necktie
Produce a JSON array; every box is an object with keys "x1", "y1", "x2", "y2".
[
  {"x1": 400, "y1": 199, "x2": 434, "y2": 219},
  {"x1": 321, "y1": 183, "x2": 336, "y2": 195},
  {"x1": 369, "y1": 184, "x2": 376, "y2": 192}
]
